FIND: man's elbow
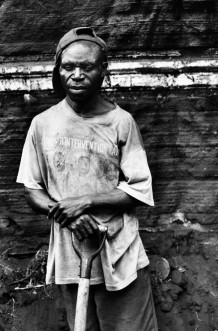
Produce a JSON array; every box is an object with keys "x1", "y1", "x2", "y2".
[
  {"x1": 24, "y1": 187, "x2": 36, "y2": 210},
  {"x1": 24, "y1": 186, "x2": 31, "y2": 199}
]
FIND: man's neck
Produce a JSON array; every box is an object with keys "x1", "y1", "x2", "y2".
[{"x1": 66, "y1": 94, "x2": 115, "y2": 116}]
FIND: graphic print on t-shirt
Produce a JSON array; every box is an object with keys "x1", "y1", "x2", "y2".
[{"x1": 42, "y1": 132, "x2": 119, "y2": 198}]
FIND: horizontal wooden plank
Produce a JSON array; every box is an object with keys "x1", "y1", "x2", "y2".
[{"x1": 1, "y1": 59, "x2": 218, "y2": 91}]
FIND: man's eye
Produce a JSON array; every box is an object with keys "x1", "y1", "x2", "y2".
[
  {"x1": 63, "y1": 65, "x2": 74, "y2": 71},
  {"x1": 61, "y1": 64, "x2": 94, "y2": 72},
  {"x1": 83, "y1": 65, "x2": 94, "y2": 71}
]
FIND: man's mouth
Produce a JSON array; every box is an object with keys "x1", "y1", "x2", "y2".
[{"x1": 69, "y1": 86, "x2": 86, "y2": 90}]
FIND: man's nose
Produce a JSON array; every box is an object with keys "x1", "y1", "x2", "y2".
[{"x1": 73, "y1": 67, "x2": 83, "y2": 79}]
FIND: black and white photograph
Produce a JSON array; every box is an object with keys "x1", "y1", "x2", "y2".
[{"x1": 0, "y1": 1, "x2": 218, "y2": 330}]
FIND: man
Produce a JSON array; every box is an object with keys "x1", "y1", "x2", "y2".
[{"x1": 17, "y1": 27, "x2": 158, "y2": 330}]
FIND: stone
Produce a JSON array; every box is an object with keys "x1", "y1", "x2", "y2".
[
  {"x1": 0, "y1": 286, "x2": 11, "y2": 304},
  {"x1": 160, "y1": 295, "x2": 173, "y2": 312},
  {"x1": 172, "y1": 270, "x2": 184, "y2": 286},
  {"x1": 192, "y1": 293, "x2": 202, "y2": 308}
]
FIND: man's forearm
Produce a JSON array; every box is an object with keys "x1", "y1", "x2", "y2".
[
  {"x1": 89, "y1": 189, "x2": 140, "y2": 211},
  {"x1": 24, "y1": 187, "x2": 55, "y2": 215},
  {"x1": 47, "y1": 188, "x2": 140, "y2": 232},
  {"x1": 25, "y1": 186, "x2": 140, "y2": 225}
]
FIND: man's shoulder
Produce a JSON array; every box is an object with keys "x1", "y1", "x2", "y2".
[
  {"x1": 33, "y1": 100, "x2": 63, "y2": 123},
  {"x1": 116, "y1": 105, "x2": 133, "y2": 117},
  {"x1": 114, "y1": 104, "x2": 135, "y2": 124}
]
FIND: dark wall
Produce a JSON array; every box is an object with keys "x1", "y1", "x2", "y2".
[{"x1": 0, "y1": 0, "x2": 218, "y2": 58}]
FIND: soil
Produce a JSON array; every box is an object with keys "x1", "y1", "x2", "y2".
[
  {"x1": 1, "y1": 248, "x2": 218, "y2": 330},
  {"x1": 150, "y1": 254, "x2": 218, "y2": 331},
  {"x1": 0, "y1": 250, "x2": 69, "y2": 331}
]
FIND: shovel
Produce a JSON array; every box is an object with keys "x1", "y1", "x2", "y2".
[{"x1": 68, "y1": 224, "x2": 107, "y2": 331}]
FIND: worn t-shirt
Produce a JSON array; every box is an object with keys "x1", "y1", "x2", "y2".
[{"x1": 17, "y1": 98, "x2": 154, "y2": 291}]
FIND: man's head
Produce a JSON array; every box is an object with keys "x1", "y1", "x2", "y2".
[{"x1": 52, "y1": 27, "x2": 108, "y2": 101}]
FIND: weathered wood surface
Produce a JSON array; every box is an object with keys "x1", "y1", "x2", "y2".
[
  {"x1": 74, "y1": 279, "x2": 90, "y2": 331},
  {"x1": 2, "y1": 59, "x2": 218, "y2": 92},
  {"x1": 0, "y1": 0, "x2": 218, "y2": 57}
]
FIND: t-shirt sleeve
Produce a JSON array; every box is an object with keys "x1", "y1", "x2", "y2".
[
  {"x1": 16, "y1": 118, "x2": 44, "y2": 189},
  {"x1": 117, "y1": 116, "x2": 154, "y2": 206}
]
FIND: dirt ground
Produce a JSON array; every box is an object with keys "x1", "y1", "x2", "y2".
[
  {"x1": 1, "y1": 229, "x2": 218, "y2": 331},
  {"x1": 151, "y1": 254, "x2": 218, "y2": 331},
  {"x1": 0, "y1": 250, "x2": 69, "y2": 331}
]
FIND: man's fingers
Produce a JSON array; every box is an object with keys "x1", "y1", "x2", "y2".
[
  {"x1": 69, "y1": 223, "x2": 83, "y2": 241},
  {"x1": 76, "y1": 225, "x2": 89, "y2": 239},
  {"x1": 63, "y1": 216, "x2": 90, "y2": 237},
  {"x1": 48, "y1": 204, "x2": 58, "y2": 219},
  {"x1": 57, "y1": 213, "x2": 68, "y2": 227},
  {"x1": 73, "y1": 229, "x2": 83, "y2": 241},
  {"x1": 78, "y1": 214, "x2": 99, "y2": 236},
  {"x1": 67, "y1": 214, "x2": 99, "y2": 240},
  {"x1": 87, "y1": 217, "x2": 99, "y2": 231},
  {"x1": 48, "y1": 202, "x2": 56, "y2": 208},
  {"x1": 53, "y1": 207, "x2": 64, "y2": 222},
  {"x1": 48, "y1": 204, "x2": 68, "y2": 226},
  {"x1": 79, "y1": 215, "x2": 96, "y2": 235},
  {"x1": 61, "y1": 217, "x2": 72, "y2": 228},
  {"x1": 82, "y1": 222, "x2": 94, "y2": 236}
]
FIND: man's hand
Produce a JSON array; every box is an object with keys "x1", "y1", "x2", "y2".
[
  {"x1": 48, "y1": 196, "x2": 92, "y2": 228},
  {"x1": 67, "y1": 214, "x2": 99, "y2": 241},
  {"x1": 48, "y1": 196, "x2": 100, "y2": 241}
]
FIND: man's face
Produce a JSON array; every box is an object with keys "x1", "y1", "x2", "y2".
[{"x1": 59, "y1": 41, "x2": 107, "y2": 102}]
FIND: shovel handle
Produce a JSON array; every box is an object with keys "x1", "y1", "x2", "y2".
[
  {"x1": 67, "y1": 223, "x2": 107, "y2": 278},
  {"x1": 74, "y1": 278, "x2": 90, "y2": 331},
  {"x1": 68, "y1": 224, "x2": 107, "y2": 331}
]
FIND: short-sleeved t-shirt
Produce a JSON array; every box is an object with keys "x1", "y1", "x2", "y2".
[{"x1": 17, "y1": 98, "x2": 154, "y2": 291}]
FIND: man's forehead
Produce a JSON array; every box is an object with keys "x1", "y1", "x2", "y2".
[{"x1": 62, "y1": 40, "x2": 101, "y2": 59}]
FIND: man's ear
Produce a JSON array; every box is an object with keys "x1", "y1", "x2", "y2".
[{"x1": 101, "y1": 61, "x2": 108, "y2": 77}]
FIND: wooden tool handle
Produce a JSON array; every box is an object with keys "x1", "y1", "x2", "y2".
[
  {"x1": 96, "y1": 224, "x2": 107, "y2": 233},
  {"x1": 70, "y1": 224, "x2": 107, "y2": 331},
  {"x1": 74, "y1": 278, "x2": 90, "y2": 331}
]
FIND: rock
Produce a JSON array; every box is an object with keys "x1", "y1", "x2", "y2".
[
  {"x1": 169, "y1": 284, "x2": 183, "y2": 300},
  {"x1": 0, "y1": 286, "x2": 11, "y2": 304},
  {"x1": 172, "y1": 270, "x2": 184, "y2": 286},
  {"x1": 168, "y1": 257, "x2": 180, "y2": 270},
  {"x1": 160, "y1": 295, "x2": 173, "y2": 312},
  {"x1": 186, "y1": 280, "x2": 195, "y2": 295},
  {"x1": 191, "y1": 293, "x2": 202, "y2": 308}
]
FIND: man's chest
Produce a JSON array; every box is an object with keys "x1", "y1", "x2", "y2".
[{"x1": 37, "y1": 120, "x2": 121, "y2": 195}]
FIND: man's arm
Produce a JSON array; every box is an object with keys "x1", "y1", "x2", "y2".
[
  {"x1": 24, "y1": 187, "x2": 56, "y2": 215},
  {"x1": 25, "y1": 187, "x2": 138, "y2": 241},
  {"x1": 48, "y1": 189, "x2": 139, "y2": 228}
]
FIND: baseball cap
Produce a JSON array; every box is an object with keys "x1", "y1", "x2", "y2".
[{"x1": 52, "y1": 27, "x2": 108, "y2": 98}]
